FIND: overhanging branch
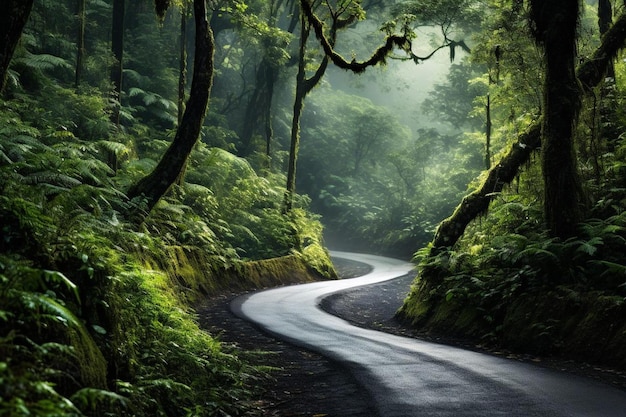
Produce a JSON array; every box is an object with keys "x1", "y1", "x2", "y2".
[{"x1": 300, "y1": 0, "x2": 410, "y2": 73}]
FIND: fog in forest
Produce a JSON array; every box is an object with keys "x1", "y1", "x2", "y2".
[
  {"x1": 326, "y1": 27, "x2": 452, "y2": 131},
  {"x1": 291, "y1": 23, "x2": 473, "y2": 256}
]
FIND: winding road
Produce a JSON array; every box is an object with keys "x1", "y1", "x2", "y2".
[{"x1": 232, "y1": 251, "x2": 626, "y2": 416}]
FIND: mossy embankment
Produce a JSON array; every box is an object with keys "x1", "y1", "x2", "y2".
[
  {"x1": 399, "y1": 284, "x2": 626, "y2": 369},
  {"x1": 398, "y1": 212, "x2": 626, "y2": 371}
]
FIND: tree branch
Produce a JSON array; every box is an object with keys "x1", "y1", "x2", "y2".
[{"x1": 300, "y1": 0, "x2": 410, "y2": 73}]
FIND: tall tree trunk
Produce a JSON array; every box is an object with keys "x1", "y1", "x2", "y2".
[
  {"x1": 284, "y1": 15, "x2": 309, "y2": 212},
  {"x1": 599, "y1": 0, "x2": 613, "y2": 36},
  {"x1": 239, "y1": 58, "x2": 278, "y2": 157},
  {"x1": 531, "y1": 0, "x2": 584, "y2": 238},
  {"x1": 485, "y1": 94, "x2": 492, "y2": 169},
  {"x1": 0, "y1": 0, "x2": 34, "y2": 93},
  {"x1": 75, "y1": 0, "x2": 86, "y2": 88},
  {"x1": 284, "y1": 1, "x2": 344, "y2": 211},
  {"x1": 178, "y1": 4, "x2": 188, "y2": 125},
  {"x1": 126, "y1": 0, "x2": 215, "y2": 221},
  {"x1": 110, "y1": 0, "x2": 125, "y2": 127},
  {"x1": 264, "y1": 64, "x2": 276, "y2": 168}
]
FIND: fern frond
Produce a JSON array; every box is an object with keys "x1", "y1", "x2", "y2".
[
  {"x1": 96, "y1": 140, "x2": 131, "y2": 157},
  {"x1": 230, "y1": 224, "x2": 260, "y2": 244},
  {"x1": 70, "y1": 388, "x2": 128, "y2": 411},
  {"x1": 23, "y1": 172, "x2": 82, "y2": 188},
  {"x1": 513, "y1": 247, "x2": 559, "y2": 264},
  {"x1": 142, "y1": 92, "x2": 158, "y2": 106},
  {"x1": 18, "y1": 292, "x2": 81, "y2": 328},
  {"x1": 41, "y1": 269, "x2": 79, "y2": 304},
  {"x1": 0, "y1": 149, "x2": 11, "y2": 164},
  {"x1": 20, "y1": 53, "x2": 72, "y2": 71},
  {"x1": 128, "y1": 87, "x2": 145, "y2": 98},
  {"x1": 590, "y1": 260, "x2": 626, "y2": 277},
  {"x1": 575, "y1": 237, "x2": 603, "y2": 256},
  {"x1": 122, "y1": 69, "x2": 146, "y2": 85}
]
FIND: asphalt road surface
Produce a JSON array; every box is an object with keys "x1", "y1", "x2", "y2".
[{"x1": 232, "y1": 251, "x2": 626, "y2": 416}]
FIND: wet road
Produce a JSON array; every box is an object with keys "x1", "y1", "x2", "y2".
[{"x1": 232, "y1": 251, "x2": 626, "y2": 416}]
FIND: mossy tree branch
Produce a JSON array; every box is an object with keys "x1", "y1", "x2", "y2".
[{"x1": 299, "y1": 0, "x2": 411, "y2": 73}]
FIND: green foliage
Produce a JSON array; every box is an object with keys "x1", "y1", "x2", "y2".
[
  {"x1": 0, "y1": 256, "x2": 110, "y2": 416},
  {"x1": 104, "y1": 267, "x2": 268, "y2": 416},
  {"x1": 297, "y1": 87, "x2": 481, "y2": 256},
  {"x1": 0, "y1": 82, "x2": 319, "y2": 417}
]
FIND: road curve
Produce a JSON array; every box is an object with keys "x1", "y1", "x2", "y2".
[{"x1": 231, "y1": 251, "x2": 626, "y2": 417}]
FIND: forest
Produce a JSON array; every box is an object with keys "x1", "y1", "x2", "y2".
[{"x1": 1, "y1": 0, "x2": 626, "y2": 415}]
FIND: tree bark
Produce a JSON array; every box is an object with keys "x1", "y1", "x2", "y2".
[
  {"x1": 432, "y1": 124, "x2": 541, "y2": 248},
  {"x1": 283, "y1": 1, "x2": 342, "y2": 212},
  {"x1": 110, "y1": 0, "x2": 125, "y2": 126},
  {"x1": 284, "y1": 14, "x2": 310, "y2": 212},
  {"x1": 178, "y1": 4, "x2": 188, "y2": 126},
  {"x1": 126, "y1": 0, "x2": 215, "y2": 220},
  {"x1": 75, "y1": 0, "x2": 86, "y2": 88},
  {"x1": 533, "y1": 0, "x2": 583, "y2": 238},
  {"x1": 430, "y1": 10, "x2": 626, "y2": 251},
  {"x1": 0, "y1": 0, "x2": 34, "y2": 93}
]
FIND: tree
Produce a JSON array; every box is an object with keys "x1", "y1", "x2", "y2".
[
  {"x1": 0, "y1": 0, "x2": 35, "y2": 93},
  {"x1": 110, "y1": 0, "x2": 125, "y2": 126},
  {"x1": 284, "y1": 0, "x2": 362, "y2": 212},
  {"x1": 530, "y1": 0, "x2": 584, "y2": 239},
  {"x1": 126, "y1": 0, "x2": 215, "y2": 220},
  {"x1": 430, "y1": 9, "x2": 626, "y2": 251},
  {"x1": 237, "y1": 0, "x2": 293, "y2": 159},
  {"x1": 75, "y1": 0, "x2": 86, "y2": 87},
  {"x1": 178, "y1": 3, "x2": 190, "y2": 125}
]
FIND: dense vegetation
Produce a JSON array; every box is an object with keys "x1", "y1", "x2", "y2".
[
  {"x1": 399, "y1": 0, "x2": 626, "y2": 368},
  {"x1": 0, "y1": 0, "x2": 335, "y2": 415},
  {"x1": 2, "y1": 0, "x2": 626, "y2": 415}
]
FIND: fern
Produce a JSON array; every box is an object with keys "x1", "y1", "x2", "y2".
[
  {"x1": 97, "y1": 139, "x2": 131, "y2": 158},
  {"x1": 23, "y1": 171, "x2": 82, "y2": 188},
  {"x1": 18, "y1": 52, "x2": 73, "y2": 71},
  {"x1": 70, "y1": 388, "x2": 128, "y2": 412}
]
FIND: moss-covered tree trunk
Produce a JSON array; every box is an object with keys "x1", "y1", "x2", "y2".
[
  {"x1": 284, "y1": 14, "x2": 312, "y2": 212},
  {"x1": 284, "y1": 8, "x2": 335, "y2": 212},
  {"x1": 0, "y1": 0, "x2": 34, "y2": 93},
  {"x1": 126, "y1": 0, "x2": 215, "y2": 220},
  {"x1": 177, "y1": 5, "x2": 188, "y2": 126},
  {"x1": 399, "y1": 6, "x2": 626, "y2": 327},
  {"x1": 531, "y1": 0, "x2": 584, "y2": 239}
]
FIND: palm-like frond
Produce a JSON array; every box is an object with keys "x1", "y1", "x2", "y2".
[{"x1": 18, "y1": 52, "x2": 73, "y2": 71}]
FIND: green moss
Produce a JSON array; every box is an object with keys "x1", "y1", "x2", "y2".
[{"x1": 66, "y1": 324, "x2": 108, "y2": 390}]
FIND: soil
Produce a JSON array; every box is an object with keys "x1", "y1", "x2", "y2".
[{"x1": 195, "y1": 257, "x2": 626, "y2": 417}]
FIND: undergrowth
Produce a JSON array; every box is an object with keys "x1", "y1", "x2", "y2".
[
  {"x1": 0, "y1": 84, "x2": 330, "y2": 415},
  {"x1": 400, "y1": 134, "x2": 626, "y2": 361}
]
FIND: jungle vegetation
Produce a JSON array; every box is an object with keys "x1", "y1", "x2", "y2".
[{"x1": 2, "y1": 0, "x2": 626, "y2": 415}]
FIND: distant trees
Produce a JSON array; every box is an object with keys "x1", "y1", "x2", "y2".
[{"x1": 110, "y1": 0, "x2": 125, "y2": 126}]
